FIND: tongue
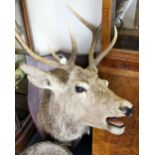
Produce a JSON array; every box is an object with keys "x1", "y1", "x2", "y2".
[{"x1": 107, "y1": 118, "x2": 124, "y2": 127}]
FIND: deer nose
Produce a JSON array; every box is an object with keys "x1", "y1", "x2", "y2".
[{"x1": 119, "y1": 106, "x2": 133, "y2": 116}]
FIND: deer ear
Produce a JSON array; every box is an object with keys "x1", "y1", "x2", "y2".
[
  {"x1": 27, "y1": 75, "x2": 52, "y2": 90},
  {"x1": 20, "y1": 63, "x2": 59, "y2": 90}
]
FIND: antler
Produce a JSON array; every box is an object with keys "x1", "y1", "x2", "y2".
[
  {"x1": 16, "y1": 6, "x2": 117, "y2": 69},
  {"x1": 15, "y1": 23, "x2": 78, "y2": 70},
  {"x1": 94, "y1": 26, "x2": 117, "y2": 66},
  {"x1": 15, "y1": 31, "x2": 67, "y2": 69},
  {"x1": 68, "y1": 5, "x2": 101, "y2": 66},
  {"x1": 68, "y1": 5, "x2": 118, "y2": 66},
  {"x1": 67, "y1": 22, "x2": 78, "y2": 66}
]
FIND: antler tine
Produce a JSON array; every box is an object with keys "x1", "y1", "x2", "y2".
[
  {"x1": 89, "y1": 25, "x2": 101, "y2": 65},
  {"x1": 67, "y1": 22, "x2": 78, "y2": 66},
  {"x1": 93, "y1": 26, "x2": 118, "y2": 66},
  {"x1": 15, "y1": 30, "x2": 67, "y2": 70},
  {"x1": 49, "y1": 49, "x2": 61, "y2": 63},
  {"x1": 68, "y1": 5, "x2": 101, "y2": 65}
]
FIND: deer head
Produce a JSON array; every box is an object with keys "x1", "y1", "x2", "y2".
[{"x1": 15, "y1": 6, "x2": 133, "y2": 142}]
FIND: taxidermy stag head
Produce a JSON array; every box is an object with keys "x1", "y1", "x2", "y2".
[{"x1": 15, "y1": 6, "x2": 133, "y2": 144}]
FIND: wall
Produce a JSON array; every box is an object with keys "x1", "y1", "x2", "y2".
[{"x1": 26, "y1": 0, "x2": 102, "y2": 55}]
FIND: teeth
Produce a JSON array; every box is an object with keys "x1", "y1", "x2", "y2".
[{"x1": 107, "y1": 117, "x2": 124, "y2": 128}]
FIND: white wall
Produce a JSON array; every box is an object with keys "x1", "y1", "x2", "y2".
[{"x1": 26, "y1": 0, "x2": 102, "y2": 55}]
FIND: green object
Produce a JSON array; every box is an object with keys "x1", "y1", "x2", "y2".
[{"x1": 15, "y1": 67, "x2": 25, "y2": 86}]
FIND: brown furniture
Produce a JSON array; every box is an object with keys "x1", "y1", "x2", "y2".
[
  {"x1": 93, "y1": 48, "x2": 139, "y2": 155},
  {"x1": 93, "y1": 1, "x2": 139, "y2": 153},
  {"x1": 15, "y1": 115, "x2": 36, "y2": 155}
]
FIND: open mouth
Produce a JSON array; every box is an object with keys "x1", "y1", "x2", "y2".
[{"x1": 106, "y1": 117, "x2": 125, "y2": 128}]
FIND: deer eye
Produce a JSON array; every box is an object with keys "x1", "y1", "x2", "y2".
[{"x1": 75, "y1": 86, "x2": 87, "y2": 93}]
